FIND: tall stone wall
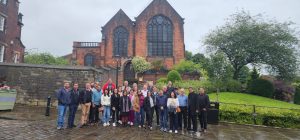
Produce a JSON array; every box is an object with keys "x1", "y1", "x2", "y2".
[{"x1": 0, "y1": 63, "x2": 110, "y2": 105}]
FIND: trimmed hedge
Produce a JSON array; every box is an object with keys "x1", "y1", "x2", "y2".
[
  {"x1": 219, "y1": 103, "x2": 300, "y2": 128},
  {"x1": 248, "y1": 79, "x2": 275, "y2": 98},
  {"x1": 167, "y1": 70, "x2": 182, "y2": 83}
]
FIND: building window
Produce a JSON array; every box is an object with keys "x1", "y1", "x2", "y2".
[
  {"x1": 84, "y1": 54, "x2": 94, "y2": 66},
  {"x1": 147, "y1": 15, "x2": 173, "y2": 57},
  {"x1": 113, "y1": 26, "x2": 128, "y2": 57},
  {"x1": 13, "y1": 52, "x2": 20, "y2": 63},
  {"x1": 0, "y1": 16, "x2": 5, "y2": 31},
  {"x1": 1, "y1": 0, "x2": 7, "y2": 5},
  {"x1": 0, "y1": 46, "x2": 4, "y2": 62}
]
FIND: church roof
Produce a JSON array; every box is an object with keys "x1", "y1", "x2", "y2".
[
  {"x1": 136, "y1": 0, "x2": 184, "y2": 21},
  {"x1": 102, "y1": 9, "x2": 133, "y2": 29}
]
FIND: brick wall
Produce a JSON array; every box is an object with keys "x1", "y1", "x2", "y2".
[{"x1": 0, "y1": 63, "x2": 112, "y2": 106}]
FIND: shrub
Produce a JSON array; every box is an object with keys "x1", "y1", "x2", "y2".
[
  {"x1": 295, "y1": 86, "x2": 300, "y2": 105},
  {"x1": 225, "y1": 79, "x2": 242, "y2": 92},
  {"x1": 156, "y1": 77, "x2": 167, "y2": 84},
  {"x1": 167, "y1": 70, "x2": 182, "y2": 83},
  {"x1": 219, "y1": 103, "x2": 300, "y2": 128},
  {"x1": 249, "y1": 79, "x2": 275, "y2": 98}
]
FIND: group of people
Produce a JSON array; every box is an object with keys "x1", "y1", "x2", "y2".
[{"x1": 56, "y1": 79, "x2": 210, "y2": 134}]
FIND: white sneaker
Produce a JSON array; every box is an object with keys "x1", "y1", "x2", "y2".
[
  {"x1": 103, "y1": 123, "x2": 106, "y2": 127},
  {"x1": 113, "y1": 123, "x2": 116, "y2": 127},
  {"x1": 127, "y1": 122, "x2": 130, "y2": 125},
  {"x1": 175, "y1": 130, "x2": 178, "y2": 134},
  {"x1": 138, "y1": 125, "x2": 141, "y2": 128},
  {"x1": 169, "y1": 130, "x2": 172, "y2": 133},
  {"x1": 150, "y1": 127, "x2": 153, "y2": 131},
  {"x1": 118, "y1": 120, "x2": 122, "y2": 124},
  {"x1": 130, "y1": 122, "x2": 133, "y2": 126}
]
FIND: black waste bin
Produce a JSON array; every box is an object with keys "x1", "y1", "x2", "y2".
[{"x1": 207, "y1": 102, "x2": 219, "y2": 125}]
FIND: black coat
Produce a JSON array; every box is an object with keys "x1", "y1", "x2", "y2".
[
  {"x1": 111, "y1": 93, "x2": 120, "y2": 109},
  {"x1": 70, "y1": 88, "x2": 80, "y2": 106},
  {"x1": 144, "y1": 96, "x2": 154, "y2": 112},
  {"x1": 119, "y1": 96, "x2": 131, "y2": 113},
  {"x1": 188, "y1": 92, "x2": 198, "y2": 115},
  {"x1": 79, "y1": 90, "x2": 92, "y2": 104},
  {"x1": 197, "y1": 94, "x2": 210, "y2": 110}
]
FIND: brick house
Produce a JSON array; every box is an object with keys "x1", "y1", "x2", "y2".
[
  {"x1": 0, "y1": 0, "x2": 25, "y2": 63},
  {"x1": 70, "y1": 0, "x2": 185, "y2": 84}
]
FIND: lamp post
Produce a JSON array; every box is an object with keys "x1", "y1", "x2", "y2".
[{"x1": 114, "y1": 55, "x2": 121, "y2": 87}]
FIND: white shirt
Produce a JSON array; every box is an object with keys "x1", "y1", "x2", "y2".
[{"x1": 141, "y1": 89, "x2": 148, "y2": 97}]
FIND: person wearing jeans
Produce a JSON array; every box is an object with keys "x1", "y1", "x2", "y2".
[
  {"x1": 56, "y1": 81, "x2": 71, "y2": 130},
  {"x1": 197, "y1": 88, "x2": 210, "y2": 133},
  {"x1": 138, "y1": 91, "x2": 145, "y2": 127},
  {"x1": 156, "y1": 90, "x2": 168, "y2": 132},
  {"x1": 79, "y1": 83, "x2": 93, "y2": 128},
  {"x1": 133, "y1": 92, "x2": 140, "y2": 126},
  {"x1": 68, "y1": 83, "x2": 80, "y2": 128},
  {"x1": 152, "y1": 86, "x2": 160, "y2": 126},
  {"x1": 177, "y1": 88, "x2": 188, "y2": 130},
  {"x1": 101, "y1": 89, "x2": 111, "y2": 126}
]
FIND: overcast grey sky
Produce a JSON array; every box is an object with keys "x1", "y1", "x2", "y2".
[{"x1": 19, "y1": 0, "x2": 300, "y2": 56}]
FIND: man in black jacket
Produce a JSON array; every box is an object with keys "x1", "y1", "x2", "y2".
[
  {"x1": 79, "y1": 83, "x2": 93, "y2": 127},
  {"x1": 197, "y1": 88, "x2": 210, "y2": 133},
  {"x1": 68, "y1": 83, "x2": 80, "y2": 128},
  {"x1": 187, "y1": 87, "x2": 198, "y2": 133}
]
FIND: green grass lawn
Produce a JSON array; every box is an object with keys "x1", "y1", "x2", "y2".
[{"x1": 208, "y1": 92, "x2": 300, "y2": 109}]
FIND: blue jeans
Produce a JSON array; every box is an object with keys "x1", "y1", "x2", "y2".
[
  {"x1": 68, "y1": 104, "x2": 78, "y2": 127},
  {"x1": 140, "y1": 107, "x2": 145, "y2": 126},
  {"x1": 134, "y1": 111, "x2": 141, "y2": 125},
  {"x1": 102, "y1": 106, "x2": 111, "y2": 123},
  {"x1": 57, "y1": 104, "x2": 67, "y2": 127},
  {"x1": 159, "y1": 108, "x2": 168, "y2": 129}
]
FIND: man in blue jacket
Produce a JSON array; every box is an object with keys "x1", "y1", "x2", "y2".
[
  {"x1": 56, "y1": 81, "x2": 71, "y2": 130},
  {"x1": 156, "y1": 90, "x2": 168, "y2": 132},
  {"x1": 67, "y1": 82, "x2": 80, "y2": 128}
]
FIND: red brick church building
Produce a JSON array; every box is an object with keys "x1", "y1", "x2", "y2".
[{"x1": 70, "y1": 0, "x2": 185, "y2": 83}]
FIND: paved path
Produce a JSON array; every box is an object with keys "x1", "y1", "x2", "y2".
[{"x1": 0, "y1": 106, "x2": 299, "y2": 140}]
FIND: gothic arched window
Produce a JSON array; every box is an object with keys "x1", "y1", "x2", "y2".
[
  {"x1": 113, "y1": 26, "x2": 129, "y2": 57},
  {"x1": 84, "y1": 54, "x2": 94, "y2": 66},
  {"x1": 147, "y1": 15, "x2": 173, "y2": 56}
]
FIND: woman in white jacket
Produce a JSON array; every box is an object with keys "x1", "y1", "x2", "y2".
[
  {"x1": 102, "y1": 89, "x2": 111, "y2": 126},
  {"x1": 167, "y1": 92, "x2": 179, "y2": 134}
]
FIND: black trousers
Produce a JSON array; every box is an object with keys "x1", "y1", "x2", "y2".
[
  {"x1": 90, "y1": 105, "x2": 100, "y2": 123},
  {"x1": 199, "y1": 110, "x2": 208, "y2": 130},
  {"x1": 187, "y1": 109, "x2": 197, "y2": 131},
  {"x1": 154, "y1": 106, "x2": 160, "y2": 125},
  {"x1": 68, "y1": 104, "x2": 78, "y2": 127},
  {"x1": 112, "y1": 108, "x2": 120, "y2": 123},
  {"x1": 146, "y1": 107, "x2": 154, "y2": 127},
  {"x1": 169, "y1": 112, "x2": 178, "y2": 131},
  {"x1": 178, "y1": 106, "x2": 187, "y2": 129}
]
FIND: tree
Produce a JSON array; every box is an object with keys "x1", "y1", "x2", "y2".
[
  {"x1": 173, "y1": 60, "x2": 208, "y2": 80},
  {"x1": 204, "y1": 11, "x2": 299, "y2": 80},
  {"x1": 250, "y1": 67, "x2": 260, "y2": 80},
  {"x1": 132, "y1": 56, "x2": 151, "y2": 74},
  {"x1": 206, "y1": 52, "x2": 233, "y2": 101},
  {"x1": 185, "y1": 51, "x2": 193, "y2": 61},
  {"x1": 24, "y1": 52, "x2": 69, "y2": 65}
]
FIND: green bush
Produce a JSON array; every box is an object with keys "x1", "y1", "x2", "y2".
[
  {"x1": 249, "y1": 79, "x2": 275, "y2": 98},
  {"x1": 295, "y1": 86, "x2": 300, "y2": 105},
  {"x1": 219, "y1": 103, "x2": 300, "y2": 128},
  {"x1": 156, "y1": 78, "x2": 167, "y2": 84},
  {"x1": 225, "y1": 79, "x2": 243, "y2": 92},
  {"x1": 167, "y1": 70, "x2": 182, "y2": 83}
]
